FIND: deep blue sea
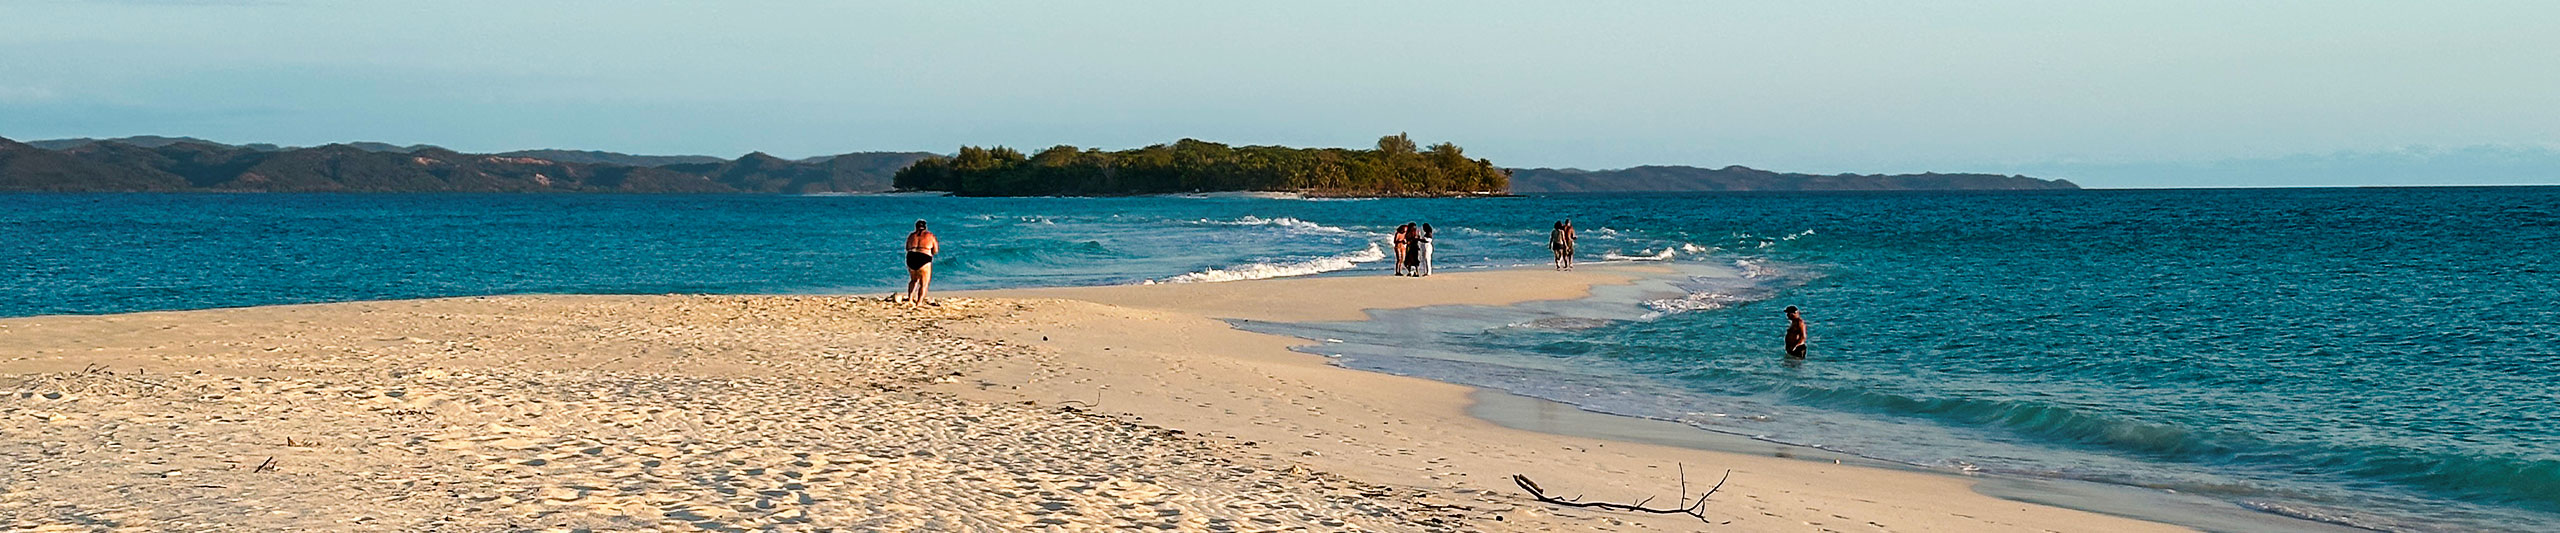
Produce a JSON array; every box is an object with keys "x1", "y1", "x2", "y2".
[{"x1": 4, "y1": 189, "x2": 2555, "y2": 531}]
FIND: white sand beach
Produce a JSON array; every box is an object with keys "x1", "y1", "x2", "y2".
[{"x1": 2, "y1": 266, "x2": 2191, "y2": 532}]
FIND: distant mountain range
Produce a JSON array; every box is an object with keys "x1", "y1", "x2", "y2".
[
  {"x1": 27, "y1": 135, "x2": 290, "y2": 152},
  {"x1": 5, "y1": 135, "x2": 2090, "y2": 194},
  {"x1": 1, "y1": 135, "x2": 933, "y2": 193},
  {"x1": 487, "y1": 149, "x2": 728, "y2": 167},
  {"x1": 1507, "y1": 165, "x2": 2077, "y2": 193}
]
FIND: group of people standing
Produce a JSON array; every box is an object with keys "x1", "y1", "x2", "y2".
[
  {"x1": 1390, "y1": 219, "x2": 1575, "y2": 276},
  {"x1": 1393, "y1": 223, "x2": 1434, "y2": 276},
  {"x1": 902, "y1": 217, "x2": 1808, "y2": 359}
]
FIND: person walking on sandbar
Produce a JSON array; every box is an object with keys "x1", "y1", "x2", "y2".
[
  {"x1": 1783, "y1": 306, "x2": 1809, "y2": 359},
  {"x1": 904, "y1": 220, "x2": 939, "y2": 306},
  {"x1": 1550, "y1": 221, "x2": 1577, "y2": 270}
]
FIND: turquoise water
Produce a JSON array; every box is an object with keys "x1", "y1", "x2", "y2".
[{"x1": 4, "y1": 189, "x2": 2555, "y2": 531}]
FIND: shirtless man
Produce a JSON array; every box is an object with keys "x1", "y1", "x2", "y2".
[
  {"x1": 904, "y1": 220, "x2": 939, "y2": 306},
  {"x1": 1549, "y1": 221, "x2": 1569, "y2": 270},
  {"x1": 1783, "y1": 306, "x2": 1808, "y2": 358},
  {"x1": 1559, "y1": 219, "x2": 1578, "y2": 270}
]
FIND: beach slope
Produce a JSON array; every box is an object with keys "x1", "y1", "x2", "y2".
[
  {"x1": 1, "y1": 266, "x2": 2189, "y2": 531},
  {"x1": 970, "y1": 266, "x2": 2194, "y2": 532}
]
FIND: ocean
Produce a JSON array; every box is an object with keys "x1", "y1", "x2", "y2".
[{"x1": 4, "y1": 189, "x2": 2554, "y2": 531}]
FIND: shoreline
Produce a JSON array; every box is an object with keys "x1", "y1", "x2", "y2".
[
  {"x1": 1156, "y1": 264, "x2": 2370, "y2": 533},
  {"x1": 963, "y1": 265, "x2": 2228, "y2": 532},
  {"x1": 972, "y1": 263, "x2": 2375, "y2": 533},
  {"x1": 1467, "y1": 391, "x2": 2367, "y2": 533},
  {"x1": 0, "y1": 264, "x2": 2323, "y2": 531}
]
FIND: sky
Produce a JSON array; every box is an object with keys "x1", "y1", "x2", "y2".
[{"x1": 4, "y1": 0, "x2": 2557, "y2": 187}]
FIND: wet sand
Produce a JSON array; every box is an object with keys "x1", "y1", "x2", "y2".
[{"x1": 969, "y1": 265, "x2": 2195, "y2": 532}]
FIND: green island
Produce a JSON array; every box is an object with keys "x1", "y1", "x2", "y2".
[{"x1": 892, "y1": 134, "x2": 1509, "y2": 197}]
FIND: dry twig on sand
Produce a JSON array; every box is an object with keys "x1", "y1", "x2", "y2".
[{"x1": 1512, "y1": 464, "x2": 1730, "y2": 523}]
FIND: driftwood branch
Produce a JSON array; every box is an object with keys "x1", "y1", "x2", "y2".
[
  {"x1": 1056, "y1": 389, "x2": 1103, "y2": 409},
  {"x1": 1513, "y1": 464, "x2": 1730, "y2": 523}
]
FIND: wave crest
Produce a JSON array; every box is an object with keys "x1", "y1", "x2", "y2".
[
  {"x1": 1603, "y1": 248, "x2": 1676, "y2": 261},
  {"x1": 1643, "y1": 291, "x2": 1753, "y2": 313},
  {"x1": 1153, "y1": 243, "x2": 1385, "y2": 283},
  {"x1": 1639, "y1": 260, "x2": 1813, "y2": 317},
  {"x1": 1189, "y1": 216, "x2": 1359, "y2": 235}
]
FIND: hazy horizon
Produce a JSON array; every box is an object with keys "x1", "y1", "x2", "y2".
[{"x1": 6, "y1": 0, "x2": 2556, "y2": 187}]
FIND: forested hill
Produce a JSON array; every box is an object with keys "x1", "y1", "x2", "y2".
[
  {"x1": 893, "y1": 134, "x2": 1509, "y2": 197},
  {"x1": 0, "y1": 135, "x2": 933, "y2": 193},
  {"x1": 3, "y1": 134, "x2": 2076, "y2": 194},
  {"x1": 1509, "y1": 165, "x2": 2078, "y2": 192}
]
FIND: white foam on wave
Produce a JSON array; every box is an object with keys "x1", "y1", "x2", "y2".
[
  {"x1": 964, "y1": 214, "x2": 1060, "y2": 225},
  {"x1": 1642, "y1": 290, "x2": 1752, "y2": 314},
  {"x1": 1150, "y1": 242, "x2": 1386, "y2": 284},
  {"x1": 1734, "y1": 258, "x2": 1776, "y2": 278},
  {"x1": 1451, "y1": 226, "x2": 1531, "y2": 237},
  {"x1": 1740, "y1": 229, "x2": 1816, "y2": 249},
  {"x1": 1603, "y1": 248, "x2": 1677, "y2": 261},
  {"x1": 1679, "y1": 243, "x2": 1716, "y2": 255},
  {"x1": 1191, "y1": 216, "x2": 1359, "y2": 235},
  {"x1": 1635, "y1": 259, "x2": 1812, "y2": 317}
]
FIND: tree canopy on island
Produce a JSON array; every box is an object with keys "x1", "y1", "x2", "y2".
[{"x1": 893, "y1": 134, "x2": 1509, "y2": 196}]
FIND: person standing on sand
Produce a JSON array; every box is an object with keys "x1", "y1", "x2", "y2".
[
  {"x1": 1392, "y1": 223, "x2": 1413, "y2": 276},
  {"x1": 1416, "y1": 223, "x2": 1435, "y2": 276},
  {"x1": 904, "y1": 220, "x2": 939, "y2": 306},
  {"x1": 1564, "y1": 219, "x2": 1578, "y2": 270},
  {"x1": 1401, "y1": 223, "x2": 1424, "y2": 276},
  {"x1": 1784, "y1": 306, "x2": 1809, "y2": 358}
]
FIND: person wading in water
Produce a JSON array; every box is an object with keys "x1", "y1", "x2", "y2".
[
  {"x1": 1784, "y1": 306, "x2": 1809, "y2": 359},
  {"x1": 904, "y1": 220, "x2": 939, "y2": 307}
]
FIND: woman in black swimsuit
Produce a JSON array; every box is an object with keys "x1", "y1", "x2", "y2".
[
  {"x1": 1401, "y1": 223, "x2": 1423, "y2": 275},
  {"x1": 904, "y1": 220, "x2": 939, "y2": 306}
]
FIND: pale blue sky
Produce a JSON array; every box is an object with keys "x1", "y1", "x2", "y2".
[{"x1": 4, "y1": 0, "x2": 2556, "y2": 186}]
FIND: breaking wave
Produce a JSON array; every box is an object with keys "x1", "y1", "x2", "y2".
[
  {"x1": 1738, "y1": 229, "x2": 1816, "y2": 249},
  {"x1": 1734, "y1": 259, "x2": 1773, "y2": 278},
  {"x1": 1642, "y1": 290, "x2": 1755, "y2": 314},
  {"x1": 1189, "y1": 216, "x2": 1360, "y2": 235},
  {"x1": 1152, "y1": 243, "x2": 1386, "y2": 283},
  {"x1": 1640, "y1": 259, "x2": 1813, "y2": 316},
  {"x1": 1602, "y1": 248, "x2": 1677, "y2": 261}
]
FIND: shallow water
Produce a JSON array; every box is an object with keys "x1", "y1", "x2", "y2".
[{"x1": 5, "y1": 189, "x2": 2555, "y2": 531}]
